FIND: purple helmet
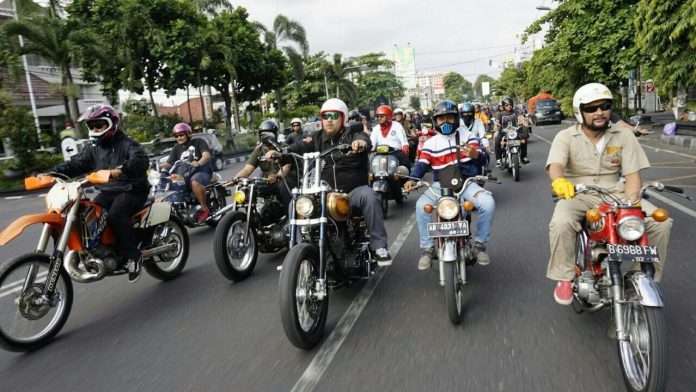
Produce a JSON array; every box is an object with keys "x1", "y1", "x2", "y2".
[
  {"x1": 78, "y1": 104, "x2": 120, "y2": 145},
  {"x1": 172, "y1": 122, "x2": 192, "y2": 137}
]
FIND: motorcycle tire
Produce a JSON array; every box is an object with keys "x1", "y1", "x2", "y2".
[
  {"x1": 512, "y1": 153, "x2": 520, "y2": 182},
  {"x1": 213, "y1": 211, "x2": 258, "y2": 282},
  {"x1": 279, "y1": 244, "x2": 328, "y2": 349},
  {"x1": 443, "y1": 261, "x2": 464, "y2": 325},
  {"x1": 0, "y1": 253, "x2": 73, "y2": 352},
  {"x1": 618, "y1": 290, "x2": 668, "y2": 392},
  {"x1": 144, "y1": 216, "x2": 189, "y2": 280},
  {"x1": 381, "y1": 193, "x2": 389, "y2": 218}
]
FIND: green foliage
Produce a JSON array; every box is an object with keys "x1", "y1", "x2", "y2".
[
  {"x1": 356, "y1": 71, "x2": 404, "y2": 107},
  {"x1": 473, "y1": 74, "x2": 496, "y2": 100},
  {"x1": 496, "y1": 65, "x2": 529, "y2": 102},
  {"x1": 284, "y1": 52, "x2": 329, "y2": 108},
  {"x1": 0, "y1": 106, "x2": 38, "y2": 170},
  {"x1": 443, "y1": 72, "x2": 474, "y2": 103},
  {"x1": 410, "y1": 96, "x2": 421, "y2": 111},
  {"x1": 123, "y1": 113, "x2": 184, "y2": 143},
  {"x1": 281, "y1": 105, "x2": 321, "y2": 122}
]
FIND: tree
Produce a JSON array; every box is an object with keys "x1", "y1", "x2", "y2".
[
  {"x1": 320, "y1": 53, "x2": 357, "y2": 107},
  {"x1": 356, "y1": 71, "x2": 404, "y2": 107},
  {"x1": 410, "y1": 96, "x2": 421, "y2": 111},
  {"x1": 496, "y1": 65, "x2": 528, "y2": 102},
  {"x1": 443, "y1": 72, "x2": 473, "y2": 103},
  {"x1": 473, "y1": 74, "x2": 496, "y2": 100},
  {"x1": 283, "y1": 52, "x2": 330, "y2": 108}
]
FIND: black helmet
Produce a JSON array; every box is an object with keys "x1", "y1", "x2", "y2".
[
  {"x1": 502, "y1": 97, "x2": 514, "y2": 107},
  {"x1": 347, "y1": 110, "x2": 361, "y2": 122},
  {"x1": 258, "y1": 119, "x2": 278, "y2": 135},
  {"x1": 432, "y1": 100, "x2": 459, "y2": 135}
]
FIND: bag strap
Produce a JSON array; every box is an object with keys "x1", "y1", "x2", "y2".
[{"x1": 455, "y1": 130, "x2": 461, "y2": 165}]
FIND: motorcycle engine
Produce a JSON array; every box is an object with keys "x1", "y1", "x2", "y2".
[
  {"x1": 87, "y1": 245, "x2": 120, "y2": 272},
  {"x1": 259, "y1": 199, "x2": 285, "y2": 226}
]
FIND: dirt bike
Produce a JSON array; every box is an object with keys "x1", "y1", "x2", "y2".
[
  {"x1": 564, "y1": 181, "x2": 690, "y2": 392},
  {"x1": 368, "y1": 145, "x2": 410, "y2": 218},
  {"x1": 0, "y1": 170, "x2": 189, "y2": 351},
  {"x1": 278, "y1": 144, "x2": 379, "y2": 349}
]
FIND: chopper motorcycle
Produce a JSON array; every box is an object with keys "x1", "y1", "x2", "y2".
[{"x1": 0, "y1": 170, "x2": 189, "y2": 351}]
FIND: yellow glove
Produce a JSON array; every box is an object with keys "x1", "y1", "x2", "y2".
[{"x1": 552, "y1": 177, "x2": 575, "y2": 200}]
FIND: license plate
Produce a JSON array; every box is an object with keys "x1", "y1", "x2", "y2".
[
  {"x1": 606, "y1": 244, "x2": 660, "y2": 263},
  {"x1": 507, "y1": 140, "x2": 521, "y2": 146},
  {"x1": 427, "y1": 221, "x2": 469, "y2": 238}
]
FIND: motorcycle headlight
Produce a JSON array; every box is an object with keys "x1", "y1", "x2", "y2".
[
  {"x1": 234, "y1": 190, "x2": 246, "y2": 204},
  {"x1": 437, "y1": 198, "x2": 459, "y2": 220},
  {"x1": 295, "y1": 196, "x2": 314, "y2": 218},
  {"x1": 147, "y1": 170, "x2": 161, "y2": 186},
  {"x1": 617, "y1": 216, "x2": 645, "y2": 241},
  {"x1": 507, "y1": 130, "x2": 518, "y2": 139}
]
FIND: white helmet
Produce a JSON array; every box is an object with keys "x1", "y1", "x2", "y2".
[
  {"x1": 573, "y1": 82, "x2": 613, "y2": 123},
  {"x1": 320, "y1": 98, "x2": 348, "y2": 126},
  {"x1": 290, "y1": 117, "x2": 303, "y2": 126},
  {"x1": 393, "y1": 108, "x2": 404, "y2": 116}
]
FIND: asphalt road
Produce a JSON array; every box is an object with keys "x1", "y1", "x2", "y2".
[{"x1": 0, "y1": 124, "x2": 694, "y2": 392}]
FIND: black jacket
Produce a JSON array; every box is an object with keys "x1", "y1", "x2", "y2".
[
  {"x1": 52, "y1": 132, "x2": 150, "y2": 192},
  {"x1": 283, "y1": 127, "x2": 371, "y2": 193}
]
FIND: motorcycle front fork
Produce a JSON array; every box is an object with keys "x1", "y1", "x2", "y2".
[
  {"x1": 438, "y1": 239, "x2": 467, "y2": 286},
  {"x1": 609, "y1": 261, "x2": 628, "y2": 340}
]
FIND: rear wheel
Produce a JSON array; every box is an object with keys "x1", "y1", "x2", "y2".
[
  {"x1": 144, "y1": 216, "x2": 189, "y2": 280},
  {"x1": 0, "y1": 253, "x2": 73, "y2": 351},
  {"x1": 213, "y1": 211, "x2": 258, "y2": 282},
  {"x1": 444, "y1": 260, "x2": 464, "y2": 325}
]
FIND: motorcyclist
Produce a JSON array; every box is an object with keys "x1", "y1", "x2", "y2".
[
  {"x1": 458, "y1": 102, "x2": 488, "y2": 149},
  {"x1": 371, "y1": 105, "x2": 411, "y2": 169},
  {"x1": 493, "y1": 97, "x2": 530, "y2": 166},
  {"x1": 160, "y1": 123, "x2": 213, "y2": 223},
  {"x1": 546, "y1": 83, "x2": 673, "y2": 305},
  {"x1": 47, "y1": 105, "x2": 149, "y2": 282},
  {"x1": 346, "y1": 109, "x2": 367, "y2": 134},
  {"x1": 267, "y1": 98, "x2": 393, "y2": 265},
  {"x1": 474, "y1": 104, "x2": 489, "y2": 131},
  {"x1": 404, "y1": 100, "x2": 496, "y2": 270},
  {"x1": 285, "y1": 118, "x2": 306, "y2": 145}
]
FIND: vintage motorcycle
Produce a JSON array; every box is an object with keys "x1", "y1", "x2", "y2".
[
  {"x1": 213, "y1": 175, "x2": 288, "y2": 282},
  {"x1": 148, "y1": 146, "x2": 229, "y2": 228},
  {"x1": 566, "y1": 181, "x2": 689, "y2": 392},
  {"x1": 278, "y1": 144, "x2": 380, "y2": 349},
  {"x1": 368, "y1": 145, "x2": 410, "y2": 218},
  {"x1": 0, "y1": 170, "x2": 189, "y2": 351},
  {"x1": 410, "y1": 175, "x2": 498, "y2": 324},
  {"x1": 496, "y1": 116, "x2": 525, "y2": 182}
]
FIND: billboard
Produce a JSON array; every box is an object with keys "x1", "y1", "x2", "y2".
[
  {"x1": 431, "y1": 73, "x2": 444, "y2": 95},
  {"x1": 392, "y1": 47, "x2": 417, "y2": 90}
]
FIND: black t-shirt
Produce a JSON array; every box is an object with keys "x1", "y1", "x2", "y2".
[
  {"x1": 495, "y1": 111, "x2": 518, "y2": 128},
  {"x1": 167, "y1": 138, "x2": 212, "y2": 173}
]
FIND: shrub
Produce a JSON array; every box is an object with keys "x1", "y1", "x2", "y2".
[
  {"x1": 0, "y1": 106, "x2": 38, "y2": 170},
  {"x1": 122, "y1": 113, "x2": 184, "y2": 142}
]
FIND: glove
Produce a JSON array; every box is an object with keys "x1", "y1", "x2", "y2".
[{"x1": 551, "y1": 177, "x2": 575, "y2": 200}]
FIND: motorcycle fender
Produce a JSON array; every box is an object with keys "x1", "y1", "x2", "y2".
[
  {"x1": 623, "y1": 271, "x2": 664, "y2": 307},
  {"x1": 142, "y1": 202, "x2": 172, "y2": 228},
  {"x1": 372, "y1": 180, "x2": 388, "y2": 193},
  {"x1": 0, "y1": 213, "x2": 64, "y2": 246},
  {"x1": 510, "y1": 147, "x2": 518, "y2": 154},
  {"x1": 439, "y1": 239, "x2": 458, "y2": 262}
]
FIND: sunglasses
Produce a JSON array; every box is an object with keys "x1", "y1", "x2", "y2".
[
  {"x1": 376, "y1": 114, "x2": 387, "y2": 118},
  {"x1": 292, "y1": 124, "x2": 301, "y2": 127},
  {"x1": 322, "y1": 112, "x2": 341, "y2": 120},
  {"x1": 173, "y1": 133, "x2": 187, "y2": 138},
  {"x1": 583, "y1": 102, "x2": 612, "y2": 113},
  {"x1": 503, "y1": 103, "x2": 512, "y2": 107},
  {"x1": 86, "y1": 120, "x2": 108, "y2": 130}
]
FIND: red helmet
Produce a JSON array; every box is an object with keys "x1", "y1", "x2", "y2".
[
  {"x1": 376, "y1": 105, "x2": 393, "y2": 119},
  {"x1": 78, "y1": 104, "x2": 120, "y2": 145},
  {"x1": 172, "y1": 122, "x2": 192, "y2": 137}
]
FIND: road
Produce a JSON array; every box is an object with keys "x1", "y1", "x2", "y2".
[{"x1": 0, "y1": 123, "x2": 695, "y2": 391}]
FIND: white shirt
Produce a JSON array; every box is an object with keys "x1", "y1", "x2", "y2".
[
  {"x1": 457, "y1": 119, "x2": 489, "y2": 148},
  {"x1": 370, "y1": 121, "x2": 408, "y2": 151}
]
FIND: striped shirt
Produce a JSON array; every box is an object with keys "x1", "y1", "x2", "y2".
[{"x1": 411, "y1": 128, "x2": 485, "y2": 180}]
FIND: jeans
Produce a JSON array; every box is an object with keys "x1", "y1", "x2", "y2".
[
  {"x1": 415, "y1": 181, "x2": 495, "y2": 249},
  {"x1": 349, "y1": 185, "x2": 388, "y2": 250},
  {"x1": 93, "y1": 191, "x2": 149, "y2": 260}
]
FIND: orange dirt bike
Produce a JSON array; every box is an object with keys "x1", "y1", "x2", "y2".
[{"x1": 0, "y1": 170, "x2": 189, "y2": 351}]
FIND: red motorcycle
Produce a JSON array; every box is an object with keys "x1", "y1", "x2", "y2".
[{"x1": 568, "y1": 181, "x2": 689, "y2": 392}]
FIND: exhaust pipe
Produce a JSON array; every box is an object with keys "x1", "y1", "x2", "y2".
[
  {"x1": 64, "y1": 250, "x2": 106, "y2": 283},
  {"x1": 141, "y1": 243, "x2": 178, "y2": 259}
]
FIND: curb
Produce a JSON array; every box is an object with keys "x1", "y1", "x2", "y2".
[{"x1": 660, "y1": 134, "x2": 696, "y2": 151}]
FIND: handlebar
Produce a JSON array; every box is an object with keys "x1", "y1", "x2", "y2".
[{"x1": 552, "y1": 181, "x2": 692, "y2": 203}]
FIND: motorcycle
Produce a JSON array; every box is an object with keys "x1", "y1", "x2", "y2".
[
  {"x1": 369, "y1": 145, "x2": 410, "y2": 218},
  {"x1": 213, "y1": 175, "x2": 288, "y2": 282},
  {"x1": 0, "y1": 170, "x2": 189, "y2": 351},
  {"x1": 416, "y1": 127, "x2": 437, "y2": 161},
  {"x1": 278, "y1": 144, "x2": 379, "y2": 349},
  {"x1": 409, "y1": 174, "x2": 498, "y2": 324},
  {"x1": 565, "y1": 181, "x2": 690, "y2": 392},
  {"x1": 496, "y1": 116, "x2": 525, "y2": 182},
  {"x1": 148, "y1": 146, "x2": 229, "y2": 228}
]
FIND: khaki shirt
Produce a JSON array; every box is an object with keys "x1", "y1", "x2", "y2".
[{"x1": 546, "y1": 124, "x2": 650, "y2": 193}]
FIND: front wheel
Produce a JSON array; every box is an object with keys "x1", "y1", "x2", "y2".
[
  {"x1": 0, "y1": 253, "x2": 73, "y2": 351},
  {"x1": 381, "y1": 193, "x2": 389, "y2": 218},
  {"x1": 443, "y1": 261, "x2": 464, "y2": 325},
  {"x1": 618, "y1": 292, "x2": 668, "y2": 392},
  {"x1": 213, "y1": 211, "x2": 258, "y2": 282},
  {"x1": 279, "y1": 244, "x2": 328, "y2": 349},
  {"x1": 511, "y1": 153, "x2": 520, "y2": 182},
  {"x1": 144, "y1": 216, "x2": 189, "y2": 280}
]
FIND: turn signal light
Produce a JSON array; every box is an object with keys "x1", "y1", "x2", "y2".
[
  {"x1": 521, "y1": 139, "x2": 526, "y2": 144},
  {"x1": 368, "y1": 173, "x2": 374, "y2": 182},
  {"x1": 652, "y1": 208, "x2": 669, "y2": 222},
  {"x1": 462, "y1": 201, "x2": 475, "y2": 211},
  {"x1": 423, "y1": 204, "x2": 434, "y2": 213},
  {"x1": 586, "y1": 209, "x2": 602, "y2": 223}
]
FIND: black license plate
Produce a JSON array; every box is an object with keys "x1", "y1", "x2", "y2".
[
  {"x1": 427, "y1": 221, "x2": 469, "y2": 238},
  {"x1": 606, "y1": 244, "x2": 660, "y2": 263}
]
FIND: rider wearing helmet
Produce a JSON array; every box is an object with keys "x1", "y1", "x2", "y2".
[
  {"x1": 268, "y1": 98, "x2": 392, "y2": 265},
  {"x1": 546, "y1": 83, "x2": 672, "y2": 305},
  {"x1": 494, "y1": 97, "x2": 529, "y2": 166},
  {"x1": 404, "y1": 100, "x2": 496, "y2": 270},
  {"x1": 371, "y1": 104, "x2": 411, "y2": 169},
  {"x1": 346, "y1": 109, "x2": 366, "y2": 134},
  {"x1": 286, "y1": 117, "x2": 306, "y2": 145},
  {"x1": 459, "y1": 102, "x2": 488, "y2": 148},
  {"x1": 161, "y1": 122, "x2": 213, "y2": 223},
  {"x1": 49, "y1": 105, "x2": 149, "y2": 282}
]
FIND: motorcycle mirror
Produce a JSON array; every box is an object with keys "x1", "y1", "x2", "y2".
[{"x1": 261, "y1": 136, "x2": 282, "y2": 151}]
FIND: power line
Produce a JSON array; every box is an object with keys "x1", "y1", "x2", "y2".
[
  {"x1": 418, "y1": 43, "x2": 518, "y2": 55},
  {"x1": 417, "y1": 51, "x2": 515, "y2": 71}
]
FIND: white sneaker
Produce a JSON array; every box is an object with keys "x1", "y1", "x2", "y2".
[{"x1": 375, "y1": 248, "x2": 392, "y2": 266}]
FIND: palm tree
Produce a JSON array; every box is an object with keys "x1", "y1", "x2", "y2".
[
  {"x1": 255, "y1": 14, "x2": 308, "y2": 123},
  {"x1": 321, "y1": 53, "x2": 358, "y2": 107}
]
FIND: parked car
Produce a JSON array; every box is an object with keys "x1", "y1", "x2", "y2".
[
  {"x1": 533, "y1": 99, "x2": 563, "y2": 124},
  {"x1": 145, "y1": 133, "x2": 225, "y2": 171}
]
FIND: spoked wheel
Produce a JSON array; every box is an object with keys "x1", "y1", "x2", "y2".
[
  {"x1": 443, "y1": 261, "x2": 464, "y2": 325},
  {"x1": 381, "y1": 193, "x2": 389, "y2": 218},
  {"x1": 279, "y1": 244, "x2": 328, "y2": 349},
  {"x1": 214, "y1": 211, "x2": 258, "y2": 282},
  {"x1": 144, "y1": 216, "x2": 189, "y2": 280},
  {"x1": 618, "y1": 290, "x2": 668, "y2": 392},
  {"x1": 511, "y1": 153, "x2": 520, "y2": 182},
  {"x1": 0, "y1": 253, "x2": 73, "y2": 351}
]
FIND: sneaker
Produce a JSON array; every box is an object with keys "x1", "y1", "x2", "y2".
[
  {"x1": 475, "y1": 242, "x2": 490, "y2": 266},
  {"x1": 554, "y1": 281, "x2": 573, "y2": 305},
  {"x1": 522, "y1": 157, "x2": 530, "y2": 165},
  {"x1": 127, "y1": 256, "x2": 143, "y2": 283},
  {"x1": 375, "y1": 248, "x2": 392, "y2": 267},
  {"x1": 197, "y1": 208, "x2": 210, "y2": 223},
  {"x1": 495, "y1": 159, "x2": 503, "y2": 168},
  {"x1": 418, "y1": 247, "x2": 435, "y2": 270}
]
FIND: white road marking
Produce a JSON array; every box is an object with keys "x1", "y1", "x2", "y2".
[
  {"x1": 640, "y1": 143, "x2": 696, "y2": 160},
  {"x1": 5, "y1": 196, "x2": 23, "y2": 200},
  {"x1": 291, "y1": 213, "x2": 417, "y2": 392}
]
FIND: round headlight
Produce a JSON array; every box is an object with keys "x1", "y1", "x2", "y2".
[
  {"x1": 617, "y1": 216, "x2": 645, "y2": 241},
  {"x1": 295, "y1": 196, "x2": 314, "y2": 218},
  {"x1": 437, "y1": 198, "x2": 459, "y2": 220},
  {"x1": 147, "y1": 170, "x2": 161, "y2": 186},
  {"x1": 507, "y1": 130, "x2": 518, "y2": 139},
  {"x1": 234, "y1": 190, "x2": 246, "y2": 204}
]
